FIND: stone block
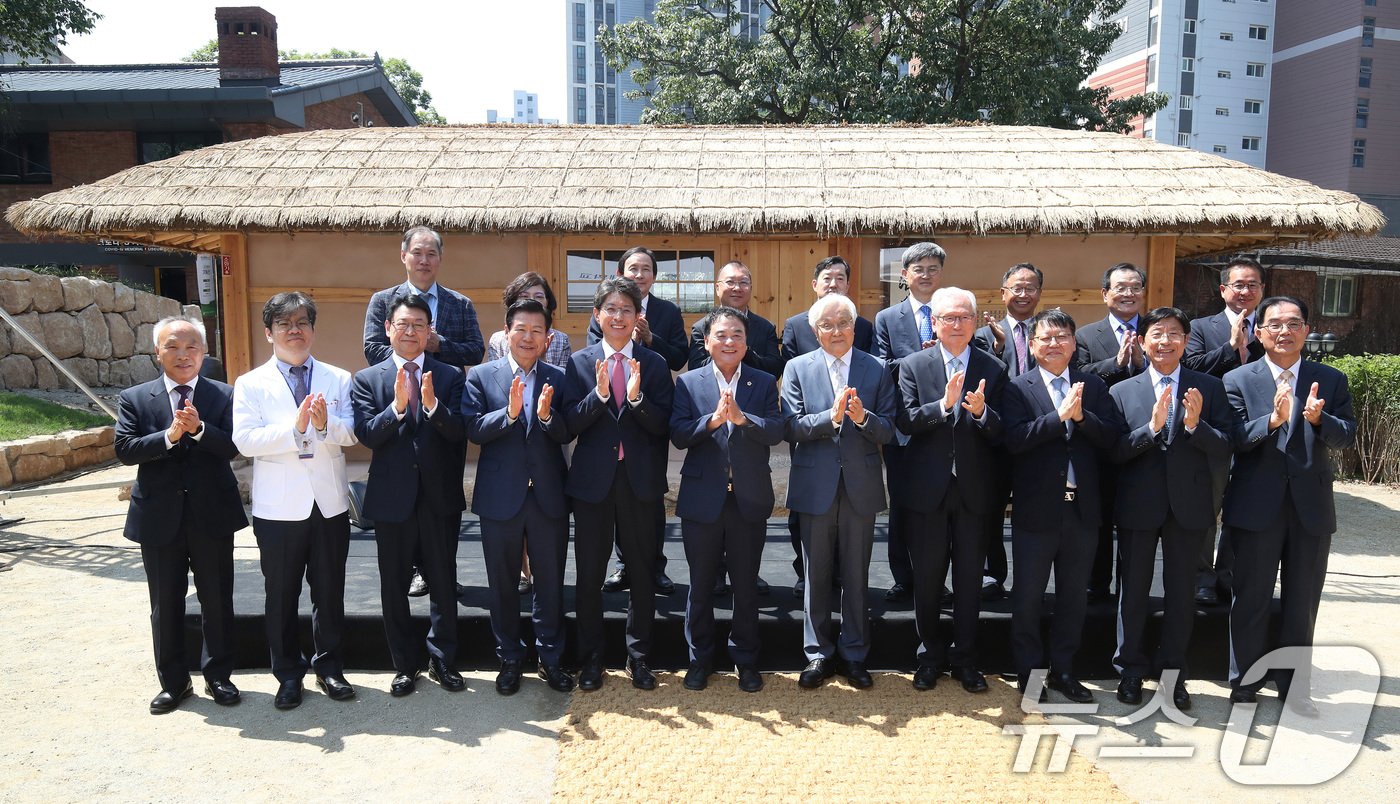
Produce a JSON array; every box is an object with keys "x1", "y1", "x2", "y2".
[
  {"x1": 112, "y1": 283, "x2": 135, "y2": 313},
  {"x1": 107, "y1": 359, "x2": 131, "y2": 388},
  {"x1": 40, "y1": 312, "x2": 84, "y2": 359},
  {"x1": 43, "y1": 436, "x2": 69, "y2": 456},
  {"x1": 29, "y1": 274, "x2": 64, "y2": 312},
  {"x1": 181, "y1": 303, "x2": 202, "y2": 321},
  {"x1": 0, "y1": 267, "x2": 35, "y2": 281},
  {"x1": 59, "y1": 276, "x2": 96, "y2": 310},
  {"x1": 16, "y1": 436, "x2": 52, "y2": 455},
  {"x1": 0, "y1": 454, "x2": 12, "y2": 488},
  {"x1": 0, "y1": 354, "x2": 35, "y2": 388},
  {"x1": 128, "y1": 354, "x2": 159, "y2": 384},
  {"x1": 156, "y1": 296, "x2": 181, "y2": 319},
  {"x1": 134, "y1": 323, "x2": 154, "y2": 354},
  {"x1": 105, "y1": 313, "x2": 135, "y2": 358},
  {"x1": 95, "y1": 426, "x2": 114, "y2": 446},
  {"x1": 0, "y1": 280, "x2": 33, "y2": 314},
  {"x1": 97, "y1": 361, "x2": 110, "y2": 385},
  {"x1": 134, "y1": 290, "x2": 159, "y2": 323},
  {"x1": 69, "y1": 445, "x2": 113, "y2": 469},
  {"x1": 6, "y1": 312, "x2": 43, "y2": 358},
  {"x1": 0, "y1": 324, "x2": 9, "y2": 358},
  {"x1": 60, "y1": 356, "x2": 99, "y2": 387},
  {"x1": 92, "y1": 280, "x2": 115, "y2": 312},
  {"x1": 69, "y1": 429, "x2": 101, "y2": 449},
  {"x1": 78, "y1": 306, "x2": 112, "y2": 359},
  {"x1": 34, "y1": 359, "x2": 59, "y2": 389},
  {"x1": 12, "y1": 453, "x2": 65, "y2": 484}
]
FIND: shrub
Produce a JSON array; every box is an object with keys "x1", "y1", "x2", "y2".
[{"x1": 1323, "y1": 353, "x2": 1400, "y2": 484}]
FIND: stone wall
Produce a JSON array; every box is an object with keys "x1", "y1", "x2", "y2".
[
  {"x1": 0, "y1": 266, "x2": 195, "y2": 390},
  {"x1": 0, "y1": 426, "x2": 115, "y2": 488}
]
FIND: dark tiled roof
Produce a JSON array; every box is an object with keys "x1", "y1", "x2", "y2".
[
  {"x1": 1260, "y1": 235, "x2": 1400, "y2": 267},
  {"x1": 0, "y1": 60, "x2": 379, "y2": 93}
]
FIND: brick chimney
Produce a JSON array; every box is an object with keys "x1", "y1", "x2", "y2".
[{"x1": 215, "y1": 6, "x2": 279, "y2": 85}]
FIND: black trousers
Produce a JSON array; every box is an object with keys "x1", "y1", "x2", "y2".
[
  {"x1": 253, "y1": 505, "x2": 350, "y2": 682},
  {"x1": 982, "y1": 469, "x2": 1012, "y2": 585},
  {"x1": 140, "y1": 512, "x2": 235, "y2": 693},
  {"x1": 905, "y1": 477, "x2": 984, "y2": 669},
  {"x1": 574, "y1": 466, "x2": 659, "y2": 660},
  {"x1": 1115, "y1": 514, "x2": 1201, "y2": 678},
  {"x1": 1089, "y1": 472, "x2": 1118, "y2": 594},
  {"x1": 480, "y1": 490, "x2": 568, "y2": 666},
  {"x1": 882, "y1": 442, "x2": 915, "y2": 589},
  {"x1": 1228, "y1": 497, "x2": 1330, "y2": 696},
  {"x1": 682, "y1": 493, "x2": 766, "y2": 667},
  {"x1": 375, "y1": 502, "x2": 458, "y2": 674},
  {"x1": 1011, "y1": 499, "x2": 1095, "y2": 676}
]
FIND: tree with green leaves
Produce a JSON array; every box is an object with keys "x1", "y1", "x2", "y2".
[
  {"x1": 599, "y1": 0, "x2": 1167, "y2": 132},
  {"x1": 182, "y1": 40, "x2": 446, "y2": 124},
  {"x1": 0, "y1": 0, "x2": 100, "y2": 64}
]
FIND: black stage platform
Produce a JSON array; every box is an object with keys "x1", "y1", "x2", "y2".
[{"x1": 189, "y1": 517, "x2": 1248, "y2": 680}]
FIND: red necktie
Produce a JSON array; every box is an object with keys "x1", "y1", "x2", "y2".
[
  {"x1": 610, "y1": 353, "x2": 626, "y2": 460},
  {"x1": 404, "y1": 361, "x2": 420, "y2": 423}
]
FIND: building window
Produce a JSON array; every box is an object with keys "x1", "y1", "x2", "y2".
[
  {"x1": 1241, "y1": 136, "x2": 1261, "y2": 151},
  {"x1": 1183, "y1": 19, "x2": 1196, "y2": 33},
  {"x1": 1177, "y1": 133, "x2": 1191, "y2": 147},
  {"x1": 1148, "y1": 15, "x2": 1159, "y2": 45},
  {"x1": 1220, "y1": 31, "x2": 1234, "y2": 41},
  {"x1": 1363, "y1": 17, "x2": 1375, "y2": 47},
  {"x1": 1147, "y1": 54, "x2": 1158, "y2": 84},
  {"x1": 1218, "y1": 69, "x2": 1232, "y2": 78},
  {"x1": 1244, "y1": 99, "x2": 1262, "y2": 114},
  {"x1": 1357, "y1": 98, "x2": 1370, "y2": 128},
  {"x1": 566, "y1": 249, "x2": 716, "y2": 314},
  {"x1": 607, "y1": 87, "x2": 617, "y2": 124},
  {"x1": 575, "y1": 46, "x2": 586, "y2": 83},
  {"x1": 1353, "y1": 139, "x2": 1366, "y2": 168},
  {"x1": 1144, "y1": 126, "x2": 1155, "y2": 139},
  {"x1": 1246, "y1": 62, "x2": 1265, "y2": 77},
  {"x1": 574, "y1": 3, "x2": 586, "y2": 41},
  {"x1": 1213, "y1": 144, "x2": 1228, "y2": 154},
  {"x1": 575, "y1": 87, "x2": 587, "y2": 123},
  {"x1": 1182, "y1": 57, "x2": 1194, "y2": 72},
  {"x1": 137, "y1": 131, "x2": 221, "y2": 164},
  {"x1": 1179, "y1": 95, "x2": 1193, "y2": 109},
  {"x1": 1360, "y1": 58, "x2": 1372, "y2": 88},
  {"x1": 0, "y1": 133, "x2": 52, "y2": 184},
  {"x1": 1248, "y1": 25, "x2": 1268, "y2": 41},
  {"x1": 1365, "y1": 0, "x2": 1377, "y2": 6},
  {"x1": 1321, "y1": 275, "x2": 1356, "y2": 317},
  {"x1": 1216, "y1": 107, "x2": 1230, "y2": 116}
]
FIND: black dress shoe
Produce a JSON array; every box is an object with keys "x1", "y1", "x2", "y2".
[
  {"x1": 627, "y1": 656, "x2": 657, "y2": 690},
  {"x1": 912, "y1": 665, "x2": 939, "y2": 691},
  {"x1": 149, "y1": 681, "x2": 193, "y2": 715},
  {"x1": 578, "y1": 655, "x2": 604, "y2": 691},
  {"x1": 738, "y1": 666, "x2": 763, "y2": 693},
  {"x1": 1229, "y1": 687, "x2": 1257, "y2": 704},
  {"x1": 793, "y1": 579, "x2": 806, "y2": 597},
  {"x1": 496, "y1": 659, "x2": 523, "y2": 696},
  {"x1": 755, "y1": 576, "x2": 770, "y2": 596},
  {"x1": 1047, "y1": 673, "x2": 1093, "y2": 703},
  {"x1": 455, "y1": 582, "x2": 469, "y2": 597},
  {"x1": 537, "y1": 664, "x2": 575, "y2": 693},
  {"x1": 407, "y1": 569, "x2": 429, "y2": 597},
  {"x1": 798, "y1": 658, "x2": 835, "y2": 689},
  {"x1": 885, "y1": 583, "x2": 909, "y2": 602},
  {"x1": 204, "y1": 679, "x2": 241, "y2": 706},
  {"x1": 1017, "y1": 677, "x2": 1050, "y2": 704},
  {"x1": 683, "y1": 662, "x2": 711, "y2": 691},
  {"x1": 712, "y1": 576, "x2": 730, "y2": 595},
  {"x1": 602, "y1": 568, "x2": 628, "y2": 593},
  {"x1": 1194, "y1": 586, "x2": 1219, "y2": 606},
  {"x1": 654, "y1": 572, "x2": 675, "y2": 595},
  {"x1": 274, "y1": 678, "x2": 303, "y2": 710},
  {"x1": 980, "y1": 580, "x2": 1007, "y2": 602},
  {"x1": 1287, "y1": 693, "x2": 1320, "y2": 718},
  {"x1": 1116, "y1": 676, "x2": 1144, "y2": 705},
  {"x1": 429, "y1": 657, "x2": 466, "y2": 692},
  {"x1": 842, "y1": 661, "x2": 874, "y2": 689},
  {"x1": 390, "y1": 670, "x2": 419, "y2": 697},
  {"x1": 952, "y1": 666, "x2": 988, "y2": 693},
  {"x1": 316, "y1": 674, "x2": 356, "y2": 701},
  {"x1": 1173, "y1": 680, "x2": 1192, "y2": 711}
]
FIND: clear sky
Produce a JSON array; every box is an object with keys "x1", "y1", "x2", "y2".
[{"x1": 61, "y1": 0, "x2": 567, "y2": 124}]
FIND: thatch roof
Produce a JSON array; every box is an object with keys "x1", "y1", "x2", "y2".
[{"x1": 6, "y1": 125, "x2": 1385, "y2": 256}]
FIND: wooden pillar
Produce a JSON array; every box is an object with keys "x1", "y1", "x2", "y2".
[
  {"x1": 219, "y1": 233, "x2": 251, "y2": 380},
  {"x1": 1146, "y1": 235, "x2": 1177, "y2": 310}
]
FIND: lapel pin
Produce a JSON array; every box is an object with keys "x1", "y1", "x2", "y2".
[{"x1": 745, "y1": 380, "x2": 752, "y2": 386}]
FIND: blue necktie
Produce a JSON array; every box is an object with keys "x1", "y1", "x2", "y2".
[
  {"x1": 1050, "y1": 377, "x2": 1076, "y2": 487},
  {"x1": 918, "y1": 304, "x2": 933, "y2": 344}
]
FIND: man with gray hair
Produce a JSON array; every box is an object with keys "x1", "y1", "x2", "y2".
[{"x1": 115, "y1": 317, "x2": 247, "y2": 714}]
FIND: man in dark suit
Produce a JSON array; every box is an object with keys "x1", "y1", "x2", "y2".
[
  {"x1": 1222, "y1": 296, "x2": 1355, "y2": 715},
  {"x1": 363, "y1": 226, "x2": 482, "y2": 598},
  {"x1": 779, "y1": 255, "x2": 872, "y2": 597},
  {"x1": 1183, "y1": 256, "x2": 1268, "y2": 605},
  {"x1": 785, "y1": 294, "x2": 897, "y2": 690},
  {"x1": 1003, "y1": 309, "x2": 1124, "y2": 703},
  {"x1": 873, "y1": 241, "x2": 946, "y2": 603},
  {"x1": 1108, "y1": 307, "x2": 1233, "y2": 712},
  {"x1": 232, "y1": 292, "x2": 358, "y2": 710},
  {"x1": 895, "y1": 287, "x2": 1006, "y2": 694},
  {"x1": 463, "y1": 299, "x2": 575, "y2": 695},
  {"x1": 1073, "y1": 262, "x2": 1149, "y2": 603},
  {"x1": 115, "y1": 317, "x2": 247, "y2": 714},
  {"x1": 565, "y1": 276, "x2": 676, "y2": 691},
  {"x1": 352, "y1": 293, "x2": 468, "y2": 698},
  {"x1": 672, "y1": 307, "x2": 784, "y2": 693},
  {"x1": 587, "y1": 246, "x2": 688, "y2": 595},
  {"x1": 971, "y1": 262, "x2": 1044, "y2": 601}
]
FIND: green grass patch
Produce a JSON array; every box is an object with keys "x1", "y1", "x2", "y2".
[{"x1": 0, "y1": 392, "x2": 113, "y2": 441}]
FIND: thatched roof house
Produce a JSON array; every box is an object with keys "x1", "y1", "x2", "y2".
[{"x1": 6, "y1": 124, "x2": 1384, "y2": 379}]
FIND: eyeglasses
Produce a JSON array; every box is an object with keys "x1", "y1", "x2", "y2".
[
  {"x1": 935, "y1": 314, "x2": 975, "y2": 326},
  {"x1": 1225, "y1": 282, "x2": 1263, "y2": 293},
  {"x1": 1108, "y1": 284, "x2": 1145, "y2": 295},
  {"x1": 1147, "y1": 332, "x2": 1186, "y2": 342},
  {"x1": 1001, "y1": 285, "x2": 1041, "y2": 297},
  {"x1": 391, "y1": 321, "x2": 429, "y2": 333},
  {"x1": 719, "y1": 279, "x2": 753, "y2": 289},
  {"x1": 271, "y1": 318, "x2": 312, "y2": 332},
  {"x1": 906, "y1": 266, "x2": 943, "y2": 277},
  {"x1": 1259, "y1": 320, "x2": 1307, "y2": 333},
  {"x1": 815, "y1": 319, "x2": 855, "y2": 333},
  {"x1": 600, "y1": 305, "x2": 637, "y2": 318},
  {"x1": 1033, "y1": 334, "x2": 1074, "y2": 345}
]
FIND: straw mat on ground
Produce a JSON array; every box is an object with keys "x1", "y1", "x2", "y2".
[{"x1": 554, "y1": 671, "x2": 1125, "y2": 802}]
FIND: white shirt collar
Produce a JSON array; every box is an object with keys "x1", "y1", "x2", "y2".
[
  {"x1": 1037, "y1": 365, "x2": 1071, "y2": 389},
  {"x1": 391, "y1": 352, "x2": 425, "y2": 371},
  {"x1": 506, "y1": 354, "x2": 536, "y2": 376},
  {"x1": 1148, "y1": 364, "x2": 1182, "y2": 388},
  {"x1": 162, "y1": 374, "x2": 199, "y2": 394},
  {"x1": 601, "y1": 339, "x2": 635, "y2": 361},
  {"x1": 1264, "y1": 355, "x2": 1302, "y2": 383},
  {"x1": 906, "y1": 294, "x2": 933, "y2": 316},
  {"x1": 712, "y1": 361, "x2": 742, "y2": 390},
  {"x1": 822, "y1": 347, "x2": 853, "y2": 368},
  {"x1": 1224, "y1": 307, "x2": 1253, "y2": 328},
  {"x1": 938, "y1": 343, "x2": 971, "y2": 368}
]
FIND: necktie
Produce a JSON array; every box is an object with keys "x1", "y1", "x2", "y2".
[
  {"x1": 289, "y1": 364, "x2": 309, "y2": 407},
  {"x1": 830, "y1": 356, "x2": 846, "y2": 395},
  {"x1": 1161, "y1": 375, "x2": 1175, "y2": 442},
  {"x1": 1240, "y1": 318, "x2": 1252, "y2": 364},
  {"x1": 918, "y1": 305, "x2": 933, "y2": 344},
  {"x1": 610, "y1": 354, "x2": 627, "y2": 460},
  {"x1": 424, "y1": 291, "x2": 436, "y2": 320},
  {"x1": 403, "y1": 361, "x2": 420, "y2": 423},
  {"x1": 1050, "y1": 377, "x2": 1077, "y2": 487},
  {"x1": 1013, "y1": 322, "x2": 1029, "y2": 376},
  {"x1": 1277, "y1": 368, "x2": 1295, "y2": 453},
  {"x1": 517, "y1": 368, "x2": 533, "y2": 425},
  {"x1": 174, "y1": 384, "x2": 191, "y2": 414},
  {"x1": 947, "y1": 357, "x2": 963, "y2": 423}
]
